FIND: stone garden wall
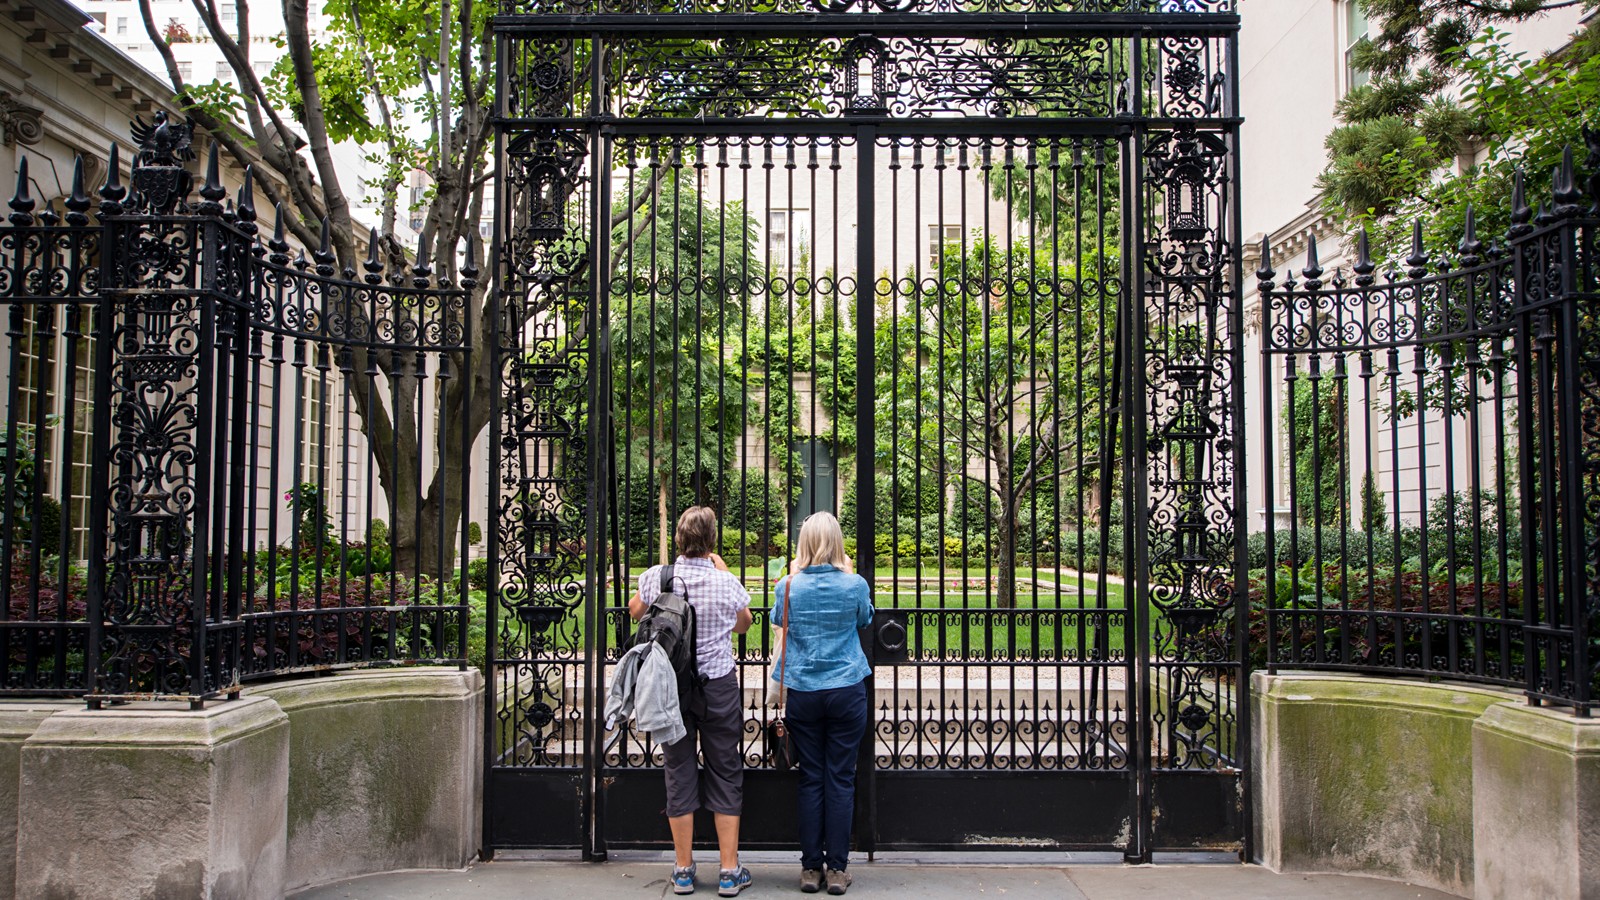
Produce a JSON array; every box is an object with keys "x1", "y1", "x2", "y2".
[
  {"x1": 0, "y1": 667, "x2": 481, "y2": 899},
  {"x1": 1253, "y1": 672, "x2": 1600, "y2": 899}
]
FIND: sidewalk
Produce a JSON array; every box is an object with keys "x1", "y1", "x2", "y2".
[{"x1": 291, "y1": 855, "x2": 1461, "y2": 900}]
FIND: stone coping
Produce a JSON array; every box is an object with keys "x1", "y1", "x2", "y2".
[
  {"x1": 1474, "y1": 700, "x2": 1600, "y2": 754},
  {"x1": 0, "y1": 700, "x2": 77, "y2": 739},
  {"x1": 24, "y1": 695, "x2": 287, "y2": 750},
  {"x1": 249, "y1": 666, "x2": 483, "y2": 713},
  {"x1": 1252, "y1": 671, "x2": 1521, "y2": 717}
]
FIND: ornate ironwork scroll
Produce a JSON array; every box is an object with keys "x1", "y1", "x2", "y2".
[
  {"x1": 605, "y1": 37, "x2": 1123, "y2": 120},
  {"x1": 491, "y1": 127, "x2": 593, "y2": 767},
  {"x1": 503, "y1": 0, "x2": 1233, "y2": 15},
  {"x1": 1137, "y1": 124, "x2": 1241, "y2": 775},
  {"x1": 0, "y1": 114, "x2": 475, "y2": 704}
]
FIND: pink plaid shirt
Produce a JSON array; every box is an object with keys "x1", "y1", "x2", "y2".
[{"x1": 637, "y1": 556, "x2": 751, "y2": 680}]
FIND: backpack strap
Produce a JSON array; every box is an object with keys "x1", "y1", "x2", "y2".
[{"x1": 659, "y1": 564, "x2": 676, "y2": 597}]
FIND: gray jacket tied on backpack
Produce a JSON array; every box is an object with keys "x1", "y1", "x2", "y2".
[{"x1": 604, "y1": 641, "x2": 687, "y2": 746}]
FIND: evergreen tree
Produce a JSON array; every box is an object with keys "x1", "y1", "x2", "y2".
[{"x1": 1320, "y1": 1, "x2": 1599, "y2": 259}]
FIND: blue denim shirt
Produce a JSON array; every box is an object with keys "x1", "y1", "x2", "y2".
[{"x1": 771, "y1": 565, "x2": 874, "y2": 692}]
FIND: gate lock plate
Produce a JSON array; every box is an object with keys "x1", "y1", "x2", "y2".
[{"x1": 872, "y1": 609, "x2": 909, "y2": 663}]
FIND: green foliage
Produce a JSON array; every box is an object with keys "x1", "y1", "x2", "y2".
[
  {"x1": 839, "y1": 474, "x2": 943, "y2": 535},
  {"x1": 949, "y1": 478, "x2": 998, "y2": 538},
  {"x1": 611, "y1": 168, "x2": 758, "y2": 523},
  {"x1": 266, "y1": 46, "x2": 376, "y2": 143},
  {"x1": 1323, "y1": 13, "x2": 1600, "y2": 260},
  {"x1": 178, "y1": 81, "x2": 249, "y2": 142},
  {"x1": 1360, "y1": 471, "x2": 1388, "y2": 533},
  {"x1": 1057, "y1": 525, "x2": 1125, "y2": 576},
  {"x1": 1352, "y1": 0, "x2": 1584, "y2": 84},
  {"x1": 467, "y1": 557, "x2": 489, "y2": 590},
  {"x1": 343, "y1": 541, "x2": 392, "y2": 578},
  {"x1": 467, "y1": 522, "x2": 482, "y2": 546},
  {"x1": 0, "y1": 422, "x2": 62, "y2": 559},
  {"x1": 872, "y1": 236, "x2": 1113, "y2": 604},
  {"x1": 618, "y1": 461, "x2": 791, "y2": 562},
  {"x1": 368, "y1": 519, "x2": 389, "y2": 547},
  {"x1": 750, "y1": 289, "x2": 858, "y2": 465},
  {"x1": 286, "y1": 482, "x2": 336, "y2": 548},
  {"x1": 1286, "y1": 377, "x2": 1348, "y2": 526},
  {"x1": 720, "y1": 468, "x2": 792, "y2": 558},
  {"x1": 983, "y1": 139, "x2": 1124, "y2": 265}
]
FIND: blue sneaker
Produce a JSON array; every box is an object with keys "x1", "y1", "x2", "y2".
[
  {"x1": 718, "y1": 865, "x2": 752, "y2": 897},
  {"x1": 673, "y1": 864, "x2": 696, "y2": 895}
]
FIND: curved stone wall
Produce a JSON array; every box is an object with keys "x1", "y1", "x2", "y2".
[
  {"x1": 249, "y1": 668, "x2": 484, "y2": 894},
  {"x1": 0, "y1": 667, "x2": 481, "y2": 899},
  {"x1": 1252, "y1": 672, "x2": 1600, "y2": 899}
]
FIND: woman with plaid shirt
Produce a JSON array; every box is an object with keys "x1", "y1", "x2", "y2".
[{"x1": 630, "y1": 506, "x2": 755, "y2": 897}]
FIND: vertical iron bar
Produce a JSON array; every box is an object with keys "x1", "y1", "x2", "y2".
[
  {"x1": 1554, "y1": 219, "x2": 1588, "y2": 712},
  {"x1": 191, "y1": 220, "x2": 218, "y2": 705},
  {"x1": 585, "y1": 39, "x2": 610, "y2": 859},
  {"x1": 855, "y1": 124, "x2": 877, "y2": 856},
  {"x1": 482, "y1": 114, "x2": 505, "y2": 857},
  {"x1": 1225, "y1": 109, "x2": 1252, "y2": 860},
  {"x1": 1124, "y1": 114, "x2": 1150, "y2": 864},
  {"x1": 85, "y1": 213, "x2": 117, "y2": 704}
]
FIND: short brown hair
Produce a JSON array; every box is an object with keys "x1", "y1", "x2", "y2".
[{"x1": 675, "y1": 506, "x2": 718, "y2": 558}]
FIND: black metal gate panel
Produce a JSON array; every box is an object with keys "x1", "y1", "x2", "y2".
[{"x1": 488, "y1": 3, "x2": 1247, "y2": 862}]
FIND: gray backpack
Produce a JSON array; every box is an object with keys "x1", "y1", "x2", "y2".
[{"x1": 630, "y1": 565, "x2": 701, "y2": 692}]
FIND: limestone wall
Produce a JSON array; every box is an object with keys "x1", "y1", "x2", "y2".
[
  {"x1": 1253, "y1": 672, "x2": 1600, "y2": 899},
  {"x1": 0, "y1": 666, "x2": 481, "y2": 900},
  {"x1": 250, "y1": 668, "x2": 484, "y2": 894}
]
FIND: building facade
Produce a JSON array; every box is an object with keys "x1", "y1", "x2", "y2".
[{"x1": 1238, "y1": 0, "x2": 1588, "y2": 533}]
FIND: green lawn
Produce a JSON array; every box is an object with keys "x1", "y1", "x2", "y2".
[{"x1": 609, "y1": 568, "x2": 1139, "y2": 659}]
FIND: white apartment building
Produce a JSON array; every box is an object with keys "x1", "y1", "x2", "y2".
[{"x1": 1238, "y1": 0, "x2": 1588, "y2": 533}]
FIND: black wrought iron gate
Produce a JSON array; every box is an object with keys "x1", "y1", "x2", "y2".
[{"x1": 486, "y1": 0, "x2": 1247, "y2": 862}]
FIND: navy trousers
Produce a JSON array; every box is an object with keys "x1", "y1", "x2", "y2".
[{"x1": 785, "y1": 678, "x2": 869, "y2": 871}]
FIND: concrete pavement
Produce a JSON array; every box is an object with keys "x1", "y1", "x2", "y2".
[{"x1": 290, "y1": 855, "x2": 1462, "y2": 900}]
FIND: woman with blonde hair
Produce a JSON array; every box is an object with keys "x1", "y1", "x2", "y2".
[{"x1": 772, "y1": 511, "x2": 873, "y2": 895}]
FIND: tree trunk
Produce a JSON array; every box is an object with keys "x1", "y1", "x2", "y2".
[
  {"x1": 385, "y1": 353, "x2": 490, "y2": 582},
  {"x1": 994, "y1": 502, "x2": 1017, "y2": 609},
  {"x1": 658, "y1": 468, "x2": 671, "y2": 566}
]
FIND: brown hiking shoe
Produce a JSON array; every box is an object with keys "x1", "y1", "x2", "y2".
[
  {"x1": 825, "y1": 869, "x2": 851, "y2": 895},
  {"x1": 800, "y1": 869, "x2": 823, "y2": 893}
]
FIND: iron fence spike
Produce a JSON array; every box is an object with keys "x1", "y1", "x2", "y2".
[
  {"x1": 1301, "y1": 233, "x2": 1322, "y2": 286},
  {"x1": 237, "y1": 166, "x2": 256, "y2": 221},
  {"x1": 199, "y1": 141, "x2": 225, "y2": 214},
  {"x1": 1510, "y1": 169, "x2": 1532, "y2": 229},
  {"x1": 65, "y1": 155, "x2": 91, "y2": 225},
  {"x1": 1352, "y1": 228, "x2": 1375, "y2": 286},
  {"x1": 268, "y1": 203, "x2": 290, "y2": 261},
  {"x1": 462, "y1": 234, "x2": 481, "y2": 282},
  {"x1": 1554, "y1": 145, "x2": 1585, "y2": 217},
  {"x1": 1459, "y1": 205, "x2": 1482, "y2": 264},
  {"x1": 1405, "y1": 220, "x2": 1428, "y2": 279},
  {"x1": 9, "y1": 156, "x2": 34, "y2": 225},
  {"x1": 366, "y1": 227, "x2": 384, "y2": 275},
  {"x1": 1254, "y1": 232, "x2": 1273, "y2": 282},
  {"x1": 100, "y1": 143, "x2": 125, "y2": 214}
]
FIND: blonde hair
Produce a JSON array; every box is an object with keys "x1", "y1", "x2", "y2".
[{"x1": 792, "y1": 511, "x2": 850, "y2": 572}]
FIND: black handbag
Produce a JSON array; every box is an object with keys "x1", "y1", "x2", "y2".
[{"x1": 766, "y1": 575, "x2": 799, "y2": 771}]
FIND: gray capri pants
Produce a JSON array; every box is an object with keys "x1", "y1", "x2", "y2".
[{"x1": 662, "y1": 671, "x2": 744, "y2": 817}]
